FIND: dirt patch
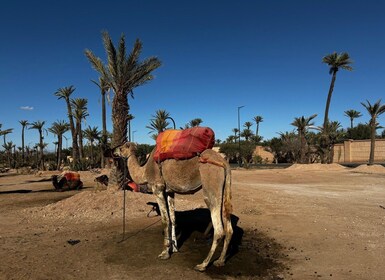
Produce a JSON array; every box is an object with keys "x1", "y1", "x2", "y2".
[
  {"x1": 1, "y1": 167, "x2": 385, "y2": 279},
  {"x1": 352, "y1": 164, "x2": 385, "y2": 174},
  {"x1": 286, "y1": 163, "x2": 347, "y2": 171}
]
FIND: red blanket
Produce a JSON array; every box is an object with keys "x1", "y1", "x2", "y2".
[{"x1": 154, "y1": 127, "x2": 215, "y2": 162}]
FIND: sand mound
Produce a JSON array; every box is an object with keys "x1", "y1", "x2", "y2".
[
  {"x1": 352, "y1": 164, "x2": 385, "y2": 174},
  {"x1": 27, "y1": 190, "x2": 155, "y2": 223},
  {"x1": 26, "y1": 188, "x2": 206, "y2": 223},
  {"x1": 286, "y1": 163, "x2": 346, "y2": 171}
]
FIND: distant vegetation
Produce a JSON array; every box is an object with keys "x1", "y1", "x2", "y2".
[{"x1": 2, "y1": 47, "x2": 385, "y2": 171}]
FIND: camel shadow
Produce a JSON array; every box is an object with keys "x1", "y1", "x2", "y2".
[
  {"x1": 174, "y1": 208, "x2": 287, "y2": 277},
  {"x1": 175, "y1": 208, "x2": 242, "y2": 260}
]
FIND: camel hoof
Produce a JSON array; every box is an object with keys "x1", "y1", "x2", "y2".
[
  {"x1": 194, "y1": 264, "x2": 206, "y2": 272},
  {"x1": 158, "y1": 250, "x2": 170, "y2": 260},
  {"x1": 213, "y1": 260, "x2": 225, "y2": 267}
]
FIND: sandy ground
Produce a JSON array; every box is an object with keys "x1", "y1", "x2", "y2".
[{"x1": 0, "y1": 164, "x2": 385, "y2": 280}]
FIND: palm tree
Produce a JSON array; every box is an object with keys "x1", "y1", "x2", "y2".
[
  {"x1": 49, "y1": 120, "x2": 70, "y2": 170},
  {"x1": 71, "y1": 98, "x2": 89, "y2": 160},
  {"x1": 146, "y1": 109, "x2": 172, "y2": 140},
  {"x1": 189, "y1": 118, "x2": 203, "y2": 127},
  {"x1": 83, "y1": 125, "x2": 101, "y2": 166},
  {"x1": 29, "y1": 121, "x2": 46, "y2": 170},
  {"x1": 232, "y1": 128, "x2": 239, "y2": 142},
  {"x1": 322, "y1": 52, "x2": 353, "y2": 128},
  {"x1": 55, "y1": 86, "x2": 80, "y2": 166},
  {"x1": 243, "y1": 121, "x2": 253, "y2": 130},
  {"x1": 19, "y1": 120, "x2": 29, "y2": 164},
  {"x1": 241, "y1": 128, "x2": 253, "y2": 141},
  {"x1": 253, "y1": 116, "x2": 263, "y2": 136},
  {"x1": 85, "y1": 32, "x2": 162, "y2": 145},
  {"x1": 0, "y1": 127, "x2": 13, "y2": 146},
  {"x1": 2, "y1": 141, "x2": 15, "y2": 168},
  {"x1": 344, "y1": 109, "x2": 362, "y2": 129},
  {"x1": 361, "y1": 99, "x2": 385, "y2": 165},
  {"x1": 291, "y1": 114, "x2": 317, "y2": 163},
  {"x1": 92, "y1": 76, "x2": 110, "y2": 166},
  {"x1": 85, "y1": 31, "x2": 161, "y2": 187},
  {"x1": 315, "y1": 121, "x2": 344, "y2": 163}
]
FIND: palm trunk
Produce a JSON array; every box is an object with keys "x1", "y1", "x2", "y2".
[
  {"x1": 21, "y1": 127, "x2": 25, "y2": 164},
  {"x1": 101, "y1": 91, "x2": 107, "y2": 168},
  {"x1": 57, "y1": 136, "x2": 63, "y2": 170},
  {"x1": 39, "y1": 130, "x2": 44, "y2": 170},
  {"x1": 90, "y1": 140, "x2": 94, "y2": 166},
  {"x1": 368, "y1": 122, "x2": 376, "y2": 165},
  {"x1": 65, "y1": 98, "x2": 80, "y2": 166},
  {"x1": 110, "y1": 92, "x2": 129, "y2": 188},
  {"x1": 323, "y1": 70, "x2": 337, "y2": 128},
  {"x1": 78, "y1": 121, "x2": 84, "y2": 160}
]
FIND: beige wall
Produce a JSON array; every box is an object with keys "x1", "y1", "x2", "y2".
[{"x1": 333, "y1": 139, "x2": 385, "y2": 163}]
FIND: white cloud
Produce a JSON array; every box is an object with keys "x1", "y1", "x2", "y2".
[{"x1": 20, "y1": 106, "x2": 34, "y2": 111}]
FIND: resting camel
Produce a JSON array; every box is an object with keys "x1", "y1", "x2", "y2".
[{"x1": 113, "y1": 142, "x2": 233, "y2": 271}]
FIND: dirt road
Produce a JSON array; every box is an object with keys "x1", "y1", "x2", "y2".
[{"x1": 1, "y1": 165, "x2": 384, "y2": 279}]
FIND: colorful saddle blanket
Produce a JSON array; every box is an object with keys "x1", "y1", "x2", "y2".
[{"x1": 154, "y1": 127, "x2": 215, "y2": 162}]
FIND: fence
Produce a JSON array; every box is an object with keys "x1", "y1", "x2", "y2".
[{"x1": 333, "y1": 139, "x2": 385, "y2": 163}]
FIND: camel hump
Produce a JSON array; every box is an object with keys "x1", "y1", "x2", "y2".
[{"x1": 154, "y1": 127, "x2": 215, "y2": 162}]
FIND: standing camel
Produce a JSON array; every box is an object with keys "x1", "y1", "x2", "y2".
[{"x1": 113, "y1": 142, "x2": 233, "y2": 271}]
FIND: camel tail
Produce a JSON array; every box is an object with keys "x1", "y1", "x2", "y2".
[{"x1": 223, "y1": 163, "x2": 232, "y2": 220}]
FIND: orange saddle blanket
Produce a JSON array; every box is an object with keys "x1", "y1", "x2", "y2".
[{"x1": 154, "y1": 127, "x2": 215, "y2": 162}]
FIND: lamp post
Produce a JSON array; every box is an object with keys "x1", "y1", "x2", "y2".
[
  {"x1": 237, "y1": 105, "x2": 244, "y2": 166},
  {"x1": 132, "y1": 130, "x2": 137, "y2": 142}
]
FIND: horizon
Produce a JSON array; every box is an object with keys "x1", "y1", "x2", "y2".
[{"x1": 2, "y1": 0, "x2": 385, "y2": 151}]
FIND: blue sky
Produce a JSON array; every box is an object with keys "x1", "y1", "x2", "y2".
[{"x1": 1, "y1": 0, "x2": 385, "y2": 151}]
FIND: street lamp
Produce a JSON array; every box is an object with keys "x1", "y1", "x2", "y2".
[{"x1": 237, "y1": 105, "x2": 245, "y2": 166}]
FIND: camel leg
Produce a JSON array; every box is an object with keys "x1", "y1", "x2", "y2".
[
  {"x1": 213, "y1": 215, "x2": 233, "y2": 267},
  {"x1": 154, "y1": 189, "x2": 172, "y2": 260},
  {"x1": 194, "y1": 206, "x2": 224, "y2": 272},
  {"x1": 167, "y1": 192, "x2": 179, "y2": 253}
]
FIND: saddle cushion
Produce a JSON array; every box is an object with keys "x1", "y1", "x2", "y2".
[{"x1": 154, "y1": 127, "x2": 215, "y2": 162}]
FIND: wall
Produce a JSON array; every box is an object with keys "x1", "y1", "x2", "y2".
[{"x1": 333, "y1": 139, "x2": 385, "y2": 163}]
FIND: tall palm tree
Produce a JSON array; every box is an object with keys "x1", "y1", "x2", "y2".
[
  {"x1": 71, "y1": 98, "x2": 89, "y2": 160},
  {"x1": 85, "y1": 31, "x2": 161, "y2": 187},
  {"x1": 55, "y1": 86, "x2": 80, "y2": 166},
  {"x1": 344, "y1": 109, "x2": 362, "y2": 129},
  {"x1": 19, "y1": 120, "x2": 29, "y2": 164},
  {"x1": 361, "y1": 99, "x2": 385, "y2": 165},
  {"x1": 253, "y1": 116, "x2": 263, "y2": 136},
  {"x1": 92, "y1": 76, "x2": 110, "y2": 166},
  {"x1": 291, "y1": 114, "x2": 317, "y2": 163},
  {"x1": 322, "y1": 52, "x2": 353, "y2": 128},
  {"x1": 146, "y1": 109, "x2": 172, "y2": 140},
  {"x1": 83, "y1": 125, "x2": 101, "y2": 166},
  {"x1": 29, "y1": 121, "x2": 46, "y2": 170},
  {"x1": 85, "y1": 32, "x2": 162, "y2": 145},
  {"x1": 48, "y1": 120, "x2": 70, "y2": 170}
]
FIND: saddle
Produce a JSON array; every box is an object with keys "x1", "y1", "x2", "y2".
[{"x1": 154, "y1": 127, "x2": 215, "y2": 162}]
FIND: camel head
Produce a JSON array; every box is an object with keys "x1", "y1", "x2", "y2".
[{"x1": 113, "y1": 142, "x2": 137, "y2": 158}]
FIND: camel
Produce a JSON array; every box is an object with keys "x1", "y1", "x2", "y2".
[
  {"x1": 113, "y1": 142, "x2": 233, "y2": 271},
  {"x1": 52, "y1": 171, "x2": 83, "y2": 191}
]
